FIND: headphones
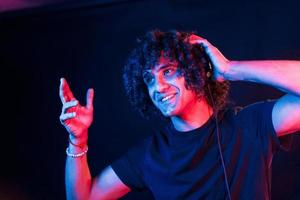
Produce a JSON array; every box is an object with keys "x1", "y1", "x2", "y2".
[
  {"x1": 197, "y1": 45, "x2": 213, "y2": 79},
  {"x1": 206, "y1": 61, "x2": 213, "y2": 79}
]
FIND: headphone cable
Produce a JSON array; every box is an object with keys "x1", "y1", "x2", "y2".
[{"x1": 207, "y1": 83, "x2": 232, "y2": 200}]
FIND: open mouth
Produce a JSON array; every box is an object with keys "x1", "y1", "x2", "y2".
[{"x1": 161, "y1": 93, "x2": 177, "y2": 102}]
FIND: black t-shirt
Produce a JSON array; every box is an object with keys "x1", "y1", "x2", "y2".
[{"x1": 111, "y1": 100, "x2": 291, "y2": 200}]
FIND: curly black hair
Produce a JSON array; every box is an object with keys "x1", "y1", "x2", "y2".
[{"x1": 123, "y1": 29, "x2": 230, "y2": 119}]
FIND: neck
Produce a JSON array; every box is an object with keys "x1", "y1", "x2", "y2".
[{"x1": 171, "y1": 98, "x2": 213, "y2": 132}]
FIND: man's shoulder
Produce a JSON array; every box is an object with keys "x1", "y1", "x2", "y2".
[
  {"x1": 227, "y1": 99, "x2": 276, "y2": 114},
  {"x1": 220, "y1": 99, "x2": 277, "y2": 124}
]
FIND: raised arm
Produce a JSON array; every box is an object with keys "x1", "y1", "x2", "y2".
[
  {"x1": 189, "y1": 35, "x2": 300, "y2": 137},
  {"x1": 59, "y1": 78, "x2": 130, "y2": 200}
]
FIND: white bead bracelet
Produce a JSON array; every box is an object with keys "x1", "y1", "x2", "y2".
[{"x1": 66, "y1": 146, "x2": 88, "y2": 158}]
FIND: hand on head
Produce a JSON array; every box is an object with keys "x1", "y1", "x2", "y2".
[
  {"x1": 59, "y1": 78, "x2": 94, "y2": 145},
  {"x1": 188, "y1": 34, "x2": 230, "y2": 82}
]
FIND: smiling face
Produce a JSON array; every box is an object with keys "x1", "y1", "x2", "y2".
[{"x1": 143, "y1": 56, "x2": 199, "y2": 117}]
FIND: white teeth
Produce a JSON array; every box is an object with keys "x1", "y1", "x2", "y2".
[{"x1": 162, "y1": 94, "x2": 175, "y2": 102}]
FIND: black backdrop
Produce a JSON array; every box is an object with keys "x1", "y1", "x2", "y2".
[{"x1": 1, "y1": 0, "x2": 300, "y2": 199}]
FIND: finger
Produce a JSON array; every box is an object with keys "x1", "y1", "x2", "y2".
[
  {"x1": 189, "y1": 34, "x2": 205, "y2": 41},
  {"x1": 190, "y1": 38, "x2": 212, "y2": 49},
  {"x1": 62, "y1": 100, "x2": 78, "y2": 114},
  {"x1": 59, "y1": 78, "x2": 66, "y2": 103},
  {"x1": 60, "y1": 112, "x2": 76, "y2": 123},
  {"x1": 86, "y1": 88, "x2": 94, "y2": 109},
  {"x1": 188, "y1": 35, "x2": 214, "y2": 48},
  {"x1": 198, "y1": 40, "x2": 214, "y2": 52},
  {"x1": 191, "y1": 39, "x2": 219, "y2": 62},
  {"x1": 59, "y1": 78, "x2": 76, "y2": 103},
  {"x1": 188, "y1": 37, "x2": 216, "y2": 58},
  {"x1": 201, "y1": 44, "x2": 223, "y2": 62}
]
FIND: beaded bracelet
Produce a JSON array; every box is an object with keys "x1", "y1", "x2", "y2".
[{"x1": 66, "y1": 146, "x2": 88, "y2": 158}]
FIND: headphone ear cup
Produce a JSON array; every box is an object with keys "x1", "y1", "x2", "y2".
[
  {"x1": 203, "y1": 54, "x2": 213, "y2": 79},
  {"x1": 206, "y1": 61, "x2": 213, "y2": 79},
  {"x1": 198, "y1": 44, "x2": 213, "y2": 79},
  {"x1": 206, "y1": 71, "x2": 212, "y2": 78}
]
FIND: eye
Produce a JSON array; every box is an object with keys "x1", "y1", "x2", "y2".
[
  {"x1": 163, "y1": 68, "x2": 177, "y2": 77},
  {"x1": 143, "y1": 72, "x2": 154, "y2": 85},
  {"x1": 163, "y1": 68, "x2": 173, "y2": 76}
]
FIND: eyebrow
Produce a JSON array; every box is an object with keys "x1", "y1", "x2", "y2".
[{"x1": 143, "y1": 62, "x2": 177, "y2": 73}]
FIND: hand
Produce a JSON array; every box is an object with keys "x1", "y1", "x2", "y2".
[
  {"x1": 59, "y1": 78, "x2": 94, "y2": 145},
  {"x1": 188, "y1": 35, "x2": 230, "y2": 82}
]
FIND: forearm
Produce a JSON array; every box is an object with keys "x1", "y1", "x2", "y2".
[
  {"x1": 224, "y1": 60, "x2": 300, "y2": 96},
  {"x1": 65, "y1": 142, "x2": 92, "y2": 200}
]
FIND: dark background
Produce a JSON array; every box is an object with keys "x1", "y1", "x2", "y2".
[{"x1": 1, "y1": 0, "x2": 300, "y2": 199}]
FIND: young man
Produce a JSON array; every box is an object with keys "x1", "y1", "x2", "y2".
[{"x1": 59, "y1": 30, "x2": 300, "y2": 199}]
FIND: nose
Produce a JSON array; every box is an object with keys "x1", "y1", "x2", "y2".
[{"x1": 154, "y1": 76, "x2": 170, "y2": 93}]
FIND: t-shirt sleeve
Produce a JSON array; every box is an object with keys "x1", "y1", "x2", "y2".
[
  {"x1": 110, "y1": 140, "x2": 147, "y2": 191},
  {"x1": 237, "y1": 100, "x2": 293, "y2": 154}
]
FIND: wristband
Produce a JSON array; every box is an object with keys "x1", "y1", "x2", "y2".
[{"x1": 66, "y1": 146, "x2": 88, "y2": 158}]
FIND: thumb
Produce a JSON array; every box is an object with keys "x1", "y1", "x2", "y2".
[{"x1": 86, "y1": 88, "x2": 94, "y2": 109}]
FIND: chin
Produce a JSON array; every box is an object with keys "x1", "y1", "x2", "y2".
[
  {"x1": 161, "y1": 112, "x2": 172, "y2": 117},
  {"x1": 161, "y1": 108, "x2": 178, "y2": 117}
]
